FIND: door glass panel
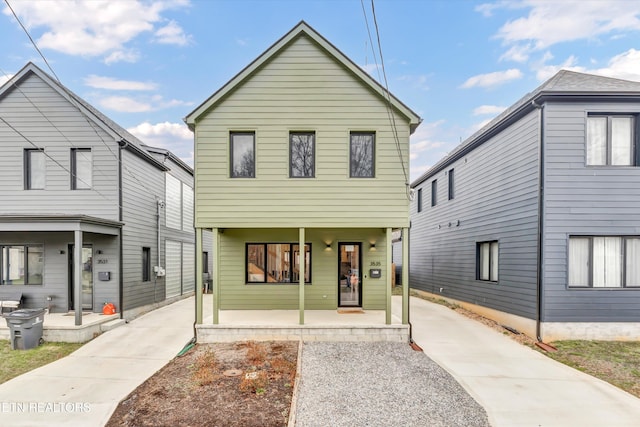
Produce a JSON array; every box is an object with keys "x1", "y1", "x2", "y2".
[
  {"x1": 81, "y1": 247, "x2": 93, "y2": 309},
  {"x1": 338, "y1": 243, "x2": 361, "y2": 307}
]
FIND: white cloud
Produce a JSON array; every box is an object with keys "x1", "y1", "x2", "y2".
[
  {"x1": 236, "y1": 38, "x2": 249, "y2": 47},
  {"x1": 3, "y1": 0, "x2": 191, "y2": 63},
  {"x1": 360, "y1": 63, "x2": 381, "y2": 75},
  {"x1": 100, "y1": 96, "x2": 152, "y2": 113},
  {"x1": 397, "y1": 74, "x2": 430, "y2": 91},
  {"x1": 104, "y1": 50, "x2": 140, "y2": 65},
  {"x1": 0, "y1": 73, "x2": 13, "y2": 86},
  {"x1": 128, "y1": 121, "x2": 194, "y2": 165},
  {"x1": 460, "y1": 68, "x2": 523, "y2": 89},
  {"x1": 98, "y1": 94, "x2": 193, "y2": 113},
  {"x1": 590, "y1": 49, "x2": 640, "y2": 82},
  {"x1": 499, "y1": 43, "x2": 532, "y2": 62},
  {"x1": 488, "y1": 1, "x2": 640, "y2": 59},
  {"x1": 535, "y1": 55, "x2": 582, "y2": 81},
  {"x1": 473, "y1": 105, "x2": 505, "y2": 116},
  {"x1": 155, "y1": 20, "x2": 191, "y2": 46},
  {"x1": 84, "y1": 75, "x2": 157, "y2": 91}
]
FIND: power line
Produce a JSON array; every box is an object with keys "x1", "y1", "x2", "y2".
[
  {"x1": 361, "y1": 0, "x2": 411, "y2": 198},
  {"x1": 3, "y1": 0, "x2": 163, "y2": 200}
]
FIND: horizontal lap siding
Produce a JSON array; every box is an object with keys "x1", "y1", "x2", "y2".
[
  {"x1": 216, "y1": 228, "x2": 388, "y2": 310},
  {"x1": 0, "y1": 73, "x2": 119, "y2": 218},
  {"x1": 121, "y1": 150, "x2": 166, "y2": 309},
  {"x1": 542, "y1": 102, "x2": 640, "y2": 322},
  {"x1": 410, "y1": 111, "x2": 540, "y2": 319},
  {"x1": 194, "y1": 35, "x2": 410, "y2": 229}
]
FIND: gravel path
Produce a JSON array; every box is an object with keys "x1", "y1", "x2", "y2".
[{"x1": 294, "y1": 342, "x2": 490, "y2": 427}]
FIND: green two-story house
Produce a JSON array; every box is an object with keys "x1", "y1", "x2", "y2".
[{"x1": 186, "y1": 22, "x2": 420, "y2": 337}]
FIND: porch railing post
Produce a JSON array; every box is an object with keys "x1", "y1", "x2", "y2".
[
  {"x1": 386, "y1": 227, "x2": 392, "y2": 325},
  {"x1": 402, "y1": 227, "x2": 409, "y2": 324},
  {"x1": 213, "y1": 227, "x2": 220, "y2": 325},
  {"x1": 196, "y1": 228, "x2": 203, "y2": 324},
  {"x1": 74, "y1": 230, "x2": 83, "y2": 326},
  {"x1": 299, "y1": 227, "x2": 305, "y2": 325}
]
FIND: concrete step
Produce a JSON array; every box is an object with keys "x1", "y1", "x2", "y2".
[{"x1": 101, "y1": 318, "x2": 126, "y2": 332}]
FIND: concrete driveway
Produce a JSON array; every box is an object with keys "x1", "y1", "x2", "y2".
[
  {"x1": 0, "y1": 297, "x2": 195, "y2": 427},
  {"x1": 396, "y1": 295, "x2": 640, "y2": 426}
]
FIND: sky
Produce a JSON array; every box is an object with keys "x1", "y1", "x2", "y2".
[{"x1": 2, "y1": 0, "x2": 640, "y2": 183}]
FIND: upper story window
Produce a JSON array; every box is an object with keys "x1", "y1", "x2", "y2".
[
  {"x1": 350, "y1": 132, "x2": 375, "y2": 178},
  {"x1": 477, "y1": 241, "x2": 499, "y2": 282},
  {"x1": 569, "y1": 236, "x2": 640, "y2": 288},
  {"x1": 71, "y1": 148, "x2": 92, "y2": 189},
  {"x1": 417, "y1": 188, "x2": 423, "y2": 212},
  {"x1": 448, "y1": 168, "x2": 455, "y2": 200},
  {"x1": 1, "y1": 244, "x2": 44, "y2": 286},
  {"x1": 24, "y1": 149, "x2": 45, "y2": 190},
  {"x1": 431, "y1": 179, "x2": 437, "y2": 207},
  {"x1": 290, "y1": 132, "x2": 315, "y2": 178},
  {"x1": 587, "y1": 115, "x2": 637, "y2": 166},
  {"x1": 230, "y1": 132, "x2": 255, "y2": 178}
]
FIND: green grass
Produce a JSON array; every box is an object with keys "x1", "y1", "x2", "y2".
[
  {"x1": 0, "y1": 340, "x2": 83, "y2": 384},
  {"x1": 543, "y1": 340, "x2": 640, "y2": 398}
]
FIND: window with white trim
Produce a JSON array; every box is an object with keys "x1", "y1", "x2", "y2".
[
  {"x1": 71, "y1": 148, "x2": 92, "y2": 189},
  {"x1": 25, "y1": 149, "x2": 45, "y2": 190}
]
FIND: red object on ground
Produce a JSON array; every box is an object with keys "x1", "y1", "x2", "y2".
[{"x1": 103, "y1": 303, "x2": 116, "y2": 315}]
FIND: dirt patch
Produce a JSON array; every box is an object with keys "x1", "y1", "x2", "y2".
[{"x1": 106, "y1": 341, "x2": 298, "y2": 427}]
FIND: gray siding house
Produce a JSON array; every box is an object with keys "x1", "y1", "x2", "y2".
[
  {"x1": 0, "y1": 62, "x2": 199, "y2": 325},
  {"x1": 410, "y1": 70, "x2": 640, "y2": 341}
]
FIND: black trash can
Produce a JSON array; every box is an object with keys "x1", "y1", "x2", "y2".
[{"x1": 3, "y1": 308, "x2": 46, "y2": 350}]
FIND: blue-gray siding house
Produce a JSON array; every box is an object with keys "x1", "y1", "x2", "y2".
[
  {"x1": 0, "y1": 62, "x2": 203, "y2": 328},
  {"x1": 410, "y1": 70, "x2": 640, "y2": 341}
]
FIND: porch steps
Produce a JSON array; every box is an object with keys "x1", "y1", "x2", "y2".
[{"x1": 101, "y1": 318, "x2": 126, "y2": 332}]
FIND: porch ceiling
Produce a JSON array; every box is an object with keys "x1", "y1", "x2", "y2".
[{"x1": 0, "y1": 215, "x2": 122, "y2": 235}]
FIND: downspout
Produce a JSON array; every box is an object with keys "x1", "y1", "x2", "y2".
[
  {"x1": 155, "y1": 199, "x2": 164, "y2": 303},
  {"x1": 532, "y1": 100, "x2": 545, "y2": 342},
  {"x1": 118, "y1": 144, "x2": 124, "y2": 319}
]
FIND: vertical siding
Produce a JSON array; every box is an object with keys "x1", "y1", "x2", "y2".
[
  {"x1": 410, "y1": 110, "x2": 540, "y2": 319},
  {"x1": 182, "y1": 242, "x2": 195, "y2": 293},
  {"x1": 165, "y1": 173, "x2": 182, "y2": 230},
  {"x1": 0, "y1": 73, "x2": 119, "y2": 218},
  {"x1": 165, "y1": 240, "x2": 181, "y2": 297},
  {"x1": 542, "y1": 101, "x2": 640, "y2": 322},
  {"x1": 121, "y1": 150, "x2": 165, "y2": 310},
  {"x1": 195, "y1": 35, "x2": 411, "y2": 229}
]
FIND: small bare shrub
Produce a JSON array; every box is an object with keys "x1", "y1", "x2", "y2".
[
  {"x1": 192, "y1": 348, "x2": 217, "y2": 386},
  {"x1": 270, "y1": 357, "x2": 296, "y2": 384},
  {"x1": 239, "y1": 370, "x2": 269, "y2": 395},
  {"x1": 246, "y1": 341, "x2": 268, "y2": 366}
]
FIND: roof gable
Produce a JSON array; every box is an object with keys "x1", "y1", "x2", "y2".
[
  {"x1": 184, "y1": 21, "x2": 421, "y2": 132},
  {"x1": 0, "y1": 62, "x2": 168, "y2": 171}
]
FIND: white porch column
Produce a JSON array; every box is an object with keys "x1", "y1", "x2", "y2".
[
  {"x1": 196, "y1": 228, "x2": 203, "y2": 324},
  {"x1": 402, "y1": 227, "x2": 409, "y2": 325},
  {"x1": 212, "y1": 228, "x2": 220, "y2": 325},
  {"x1": 74, "y1": 230, "x2": 83, "y2": 326},
  {"x1": 299, "y1": 227, "x2": 305, "y2": 325},
  {"x1": 386, "y1": 227, "x2": 392, "y2": 325}
]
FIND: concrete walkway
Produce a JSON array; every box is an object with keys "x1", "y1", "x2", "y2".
[
  {"x1": 0, "y1": 297, "x2": 195, "y2": 427},
  {"x1": 396, "y1": 295, "x2": 640, "y2": 427}
]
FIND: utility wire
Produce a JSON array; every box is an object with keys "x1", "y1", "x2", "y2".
[
  {"x1": 361, "y1": 0, "x2": 411, "y2": 198},
  {"x1": 3, "y1": 0, "x2": 162, "y2": 201}
]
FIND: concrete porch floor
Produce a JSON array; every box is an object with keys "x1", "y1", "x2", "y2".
[
  {"x1": 0, "y1": 310, "x2": 121, "y2": 343},
  {"x1": 197, "y1": 297, "x2": 409, "y2": 342}
]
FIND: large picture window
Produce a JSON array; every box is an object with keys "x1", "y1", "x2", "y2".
[
  {"x1": 569, "y1": 236, "x2": 640, "y2": 288},
  {"x1": 350, "y1": 132, "x2": 375, "y2": 177},
  {"x1": 477, "y1": 241, "x2": 498, "y2": 282},
  {"x1": 587, "y1": 115, "x2": 637, "y2": 166},
  {"x1": 25, "y1": 149, "x2": 45, "y2": 190},
  {"x1": 246, "y1": 243, "x2": 311, "y2": 284},
  {"x1": 71, "y1": 148, "x2": 92, "y2": 189},
  {"x1": 290, "y1": 132, "x2": 315, "y2": 178},
  {"x1": 1, "y1": 245, "x2": 44, "y2": 286},
  {"x1": 230, "y1": 132, "x2": 255, "y2": 178}
]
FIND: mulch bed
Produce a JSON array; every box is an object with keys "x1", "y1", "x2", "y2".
[{"x1": 106, "y1": 341, "x2": 299, "y2": 427}]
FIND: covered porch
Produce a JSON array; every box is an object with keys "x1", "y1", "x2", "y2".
[{"x1": 194, "y1": 226, "x2": 410, "y2": 342}]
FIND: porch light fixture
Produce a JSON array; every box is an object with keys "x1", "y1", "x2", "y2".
[{"x1": 370, "y1": 242, "x2": 376, "y2": 251}]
